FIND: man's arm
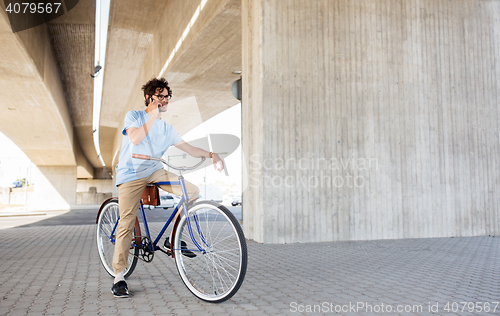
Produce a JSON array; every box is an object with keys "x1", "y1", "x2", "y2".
[
  {"x1": 126, "y1": 98, "x2": 161, "y2": 145},
  {"x1": 174, "y1": 140, "x2": 224, "y2": 172},
  {"x1": 125, "y1": 115, "x2": 156, "y2": 146}
]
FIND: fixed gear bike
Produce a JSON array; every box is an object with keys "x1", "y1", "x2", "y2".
[{"x1": 95, "y1": 154, "x2": 247, "y2": 302}]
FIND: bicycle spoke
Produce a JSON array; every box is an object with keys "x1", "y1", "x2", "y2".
[
  {"x1": 210, "y1": 255, "x2": 229, "y2": 292},
  {"x1": 210, "y1": 232, "x2": 237, "y2": 248},
  {"x1": 210, "y1": 254, "x2": 237, "y2": 278},
  {"x1": 190, "y1": 262, "x2": 206, "y2": 291},
  {"x1": 201, "y1": 257, "x2": 209, "y2": 293},
  {"x1": 212, "y1": 247, "x2": 240, "y2": 255},
  {"x1": 210, "y1": 253, "x2": 233, "y2": 287},
  {"x1": 207, "y1": 210, "x2": 219, "y2": 243},
  {"x1": 212, "y1": 252, "x2": 240, "y2": 267},
  {"x1": 211, "y1": 220, "x2": 229, "y2": 245},
  {"x1": 202, "y1": 253, "x2": 218, "y2": 294}
]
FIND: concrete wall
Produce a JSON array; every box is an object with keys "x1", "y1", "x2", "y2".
[
  {"x1": 0, "y1": 188, "x2": 10, "y2": 205},
  {"x1": 8, "y1": 187, "x2": 34, "y2": 205},
  {"x1": 76, "y1": 179, "x2": 114, "y2": 193},
  {"x1": 0, "y1": 188, "x2": 34, "y2": 206},
  {"x1": 30, "y1": 166, "x2": 77, "y2": 210},
  {"x1": 9, "y1": 192, "x2": 33, "y2": 206},
  {"x1": 76, "y1": 187, "x2": 112, "y2": 205},
  {"x1": 242, "y1": 0, "x2": 500, "y2": 243},
  {"x1": 1, "y1": 168, "x2": 76, "y2": 210},
  {"x1": 76, "y1": 179, "x2": 114, "y2": 205}
]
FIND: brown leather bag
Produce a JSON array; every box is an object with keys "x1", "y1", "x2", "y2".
[{"x1": 141, "y1": 185, "x2": 160, "y2": 206}]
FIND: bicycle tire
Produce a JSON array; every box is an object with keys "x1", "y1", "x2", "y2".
[
  {"x1": 96, "y1": 199, "x2": 139, "y2": 278},
  {"x1": 173, "y1": 201, "x2": 247, "y2": 302}
]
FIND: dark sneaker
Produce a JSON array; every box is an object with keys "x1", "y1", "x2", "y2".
[
  {"x1": 111, "y1": 280, "x2": 130, "y2": 298},
  {"x1": 164, "y1": 237, "x2": 197, "y2": 258}
]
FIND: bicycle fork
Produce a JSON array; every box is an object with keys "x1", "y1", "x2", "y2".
[{"x1": 179, "y1": 175, "x2": 211, "y2": 253}]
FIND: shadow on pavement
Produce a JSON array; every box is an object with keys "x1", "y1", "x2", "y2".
[{"x1": 17, "y1": 205, "x2": 242, "y2": 228}]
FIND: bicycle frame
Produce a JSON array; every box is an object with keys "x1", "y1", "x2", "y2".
[{"x1": 107, "y1": 175, "x2": 210, "y2": 255}]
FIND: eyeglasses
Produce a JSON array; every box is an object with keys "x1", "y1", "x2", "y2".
[{"x1": 154, "y1": 94, "x2": 171, "y2": 101}]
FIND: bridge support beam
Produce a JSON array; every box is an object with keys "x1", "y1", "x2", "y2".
[{"x1": 242, "y1": 0, "x2": 500, "y2": 243}]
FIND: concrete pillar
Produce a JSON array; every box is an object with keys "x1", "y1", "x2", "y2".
[
  {"x1": 30, "y1": 166, "x2": 77, "y2": 211},
  {"x1": 242, "y1": 0, "x2": 500, "y2": 243}
]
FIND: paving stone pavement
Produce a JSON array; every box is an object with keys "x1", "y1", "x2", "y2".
[{"x1": 0, "y1": 223, "x2": 498, "y2": 316}]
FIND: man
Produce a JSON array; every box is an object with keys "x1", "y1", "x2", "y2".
[{"x1": 112, "y1": 77, "x2": 224, "y2": 297}]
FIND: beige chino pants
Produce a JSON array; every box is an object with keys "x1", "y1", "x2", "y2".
[{"x1": 112, "y1": 169, "x2": 199, "y2": 274}]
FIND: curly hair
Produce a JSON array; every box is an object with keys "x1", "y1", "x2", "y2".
[{"x1": 141, "y1": 77, "x2": 172, "y2": 106}]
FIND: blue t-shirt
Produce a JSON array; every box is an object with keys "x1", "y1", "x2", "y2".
[{"x1": 116, "y1": 110, "x2": 183, "y2": 186}]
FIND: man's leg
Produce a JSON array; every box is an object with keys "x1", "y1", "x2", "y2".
[
  {"x1": 112, "y1": 179, "x2": 146, "y2": 277},
  {"x1": 147, "y1": 169, "x2": 200, "y2": 243},
  {"x1": 148, "y1": 169, "x2": 199, "y2": 199}
]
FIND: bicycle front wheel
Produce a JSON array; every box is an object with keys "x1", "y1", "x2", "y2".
[
  {"x1": 174, "y1": 201, "x2": 247, "y2": 302},
  {"x1": 96, "y1": 199, "x2": 139, "y2": 278}
]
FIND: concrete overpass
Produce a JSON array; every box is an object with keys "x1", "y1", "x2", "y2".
[
  {"x1": 0, "y1": 0, "x2": 242, "y2": 208},
  {"x1": 1, "y1": 0, "x2": 499, "y2": 243}
]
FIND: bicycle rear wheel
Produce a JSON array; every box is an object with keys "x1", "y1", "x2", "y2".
[
  {"x1": 174, "y1": 201, "x2": 247, "y2": 302},
  {"x1": 96, "y1": 199, "x2": 139, "y2": 278}
]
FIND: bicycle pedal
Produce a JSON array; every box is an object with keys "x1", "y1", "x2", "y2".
[{"x1": 164, "y1": 237, "x2": 197, "y2": 258}]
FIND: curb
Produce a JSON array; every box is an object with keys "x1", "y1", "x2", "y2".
[{"x1": 0, "y1": 213, "x2": 47, "y2": 218}]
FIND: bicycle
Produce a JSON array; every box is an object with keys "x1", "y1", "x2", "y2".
[{"x1": 95, "y1": 154, "x2": 247, "y2": 302}]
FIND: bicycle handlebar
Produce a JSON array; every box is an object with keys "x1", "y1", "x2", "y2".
[
  {"x1": 132, "y1": 153, "x2": 150, "y2": 160},
  {"x1": 132, "y1": 154, "x2": 206, "y2": 172}
]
